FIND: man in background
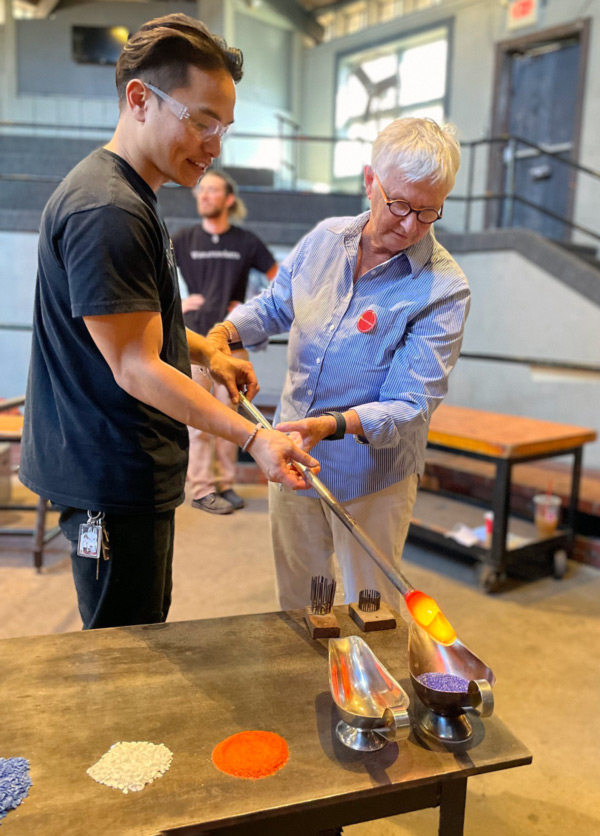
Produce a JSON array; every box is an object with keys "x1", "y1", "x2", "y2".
[{"x1": 174, "y1": 171, "x2": 277, "y2": 514}]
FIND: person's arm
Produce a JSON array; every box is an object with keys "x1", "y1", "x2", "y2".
[
  {"x1": 83, "y1": 310, "x2": 319, "y2": 489},
  {"x1": 174, "y1": 235, "x2": 205, "y2": 314},
  {"x1": 207, "y1": 239, "x2": 302, "y2": 352},
  {"x1": 225, "y1": 252, "x2": 278, "y2": 315},
  {"x1": 275, "y1": 410, "x2": 363, "y2": 451},
  {"x1": 185, "y1": 327, "x2": 254, "y2": 404},
  {"x1": 205, "y1": 320, "x2": 242, "y2": 353},
  {"x1": 277, "y1": 285, "x2": 471, "y2": 451},
  {"x1": 182, "y1": 294, "x2": 205, "y2": 314},
  {"x1": 251, "y1": 233, "x2": 278, "y2": 282}
]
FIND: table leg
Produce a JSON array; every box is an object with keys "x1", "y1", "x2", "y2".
[
  {"x1": 566, "y1": 448, "x2": 583, "y2": 556},
  {"x1": 480, "y1": 459, "x2": 512, "y2": 592},
  {"x1": 490, "y1": 459, "x2": 512, "y2": 571},
  {"x1": 438, "y1": 777, "x2": 467, "y2": 836},
  {"x1": 33, "y1": 495, "x2": 47, "y2": 573}
]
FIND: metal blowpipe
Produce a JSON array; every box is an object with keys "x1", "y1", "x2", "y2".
[{"x1": 238, "y1": 392, "x2": 457, "y2": 645}]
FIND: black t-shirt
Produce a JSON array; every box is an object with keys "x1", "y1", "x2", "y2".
[
  {"x1": 20, "y1": 148, "x2": 191, "y2": 513},
  {"x1": 172, "y1": 225, "x2": 275, "y2": 335}
]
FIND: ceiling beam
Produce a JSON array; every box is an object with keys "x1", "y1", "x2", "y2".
[
  {"x1": 34, "y1": 0, "x2": 64, "y2": 18},
  {"x1": 261, "y1": 0, "x2": 325, "y2": 43}
]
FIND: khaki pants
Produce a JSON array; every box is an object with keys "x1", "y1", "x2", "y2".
[
  {"x1": 186, "y1": 361, "x2": 243, "y2": 500},
  {"x1": 269, "y1": 474, "x2": 419, "y2": 612}
]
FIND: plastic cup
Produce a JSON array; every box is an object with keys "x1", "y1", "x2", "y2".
[
  {"x1": 483, "y1": 511, "x2": 494, "y2": 547},
  {"x1": 533, "y1": 494, "x2": 561, "y2": 538}
]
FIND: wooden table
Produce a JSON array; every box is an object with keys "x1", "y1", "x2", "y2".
[
  {"x1": 0, "y1": 609, "x2": 531, "y2": 836},
  {"x1": 410, "y1": 405, "x2": 597, "y2": 591},
  {"x1": 0, "y1": 409, "x2": 60, "y2": 571}
]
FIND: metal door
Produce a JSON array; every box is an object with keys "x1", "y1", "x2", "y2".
[{"x1": 502, "y1": 36, "x2": 580, "y2": 240}]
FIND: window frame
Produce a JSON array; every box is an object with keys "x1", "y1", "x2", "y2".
[{"x1": 331, "y1": 17, "x2": 454, "y2": 188}]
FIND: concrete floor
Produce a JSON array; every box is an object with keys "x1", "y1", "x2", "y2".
[{"x1": 1, "y1": 482, "x2": 600, "y2": 836}]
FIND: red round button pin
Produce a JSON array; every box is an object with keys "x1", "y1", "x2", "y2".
[{"x1": 357, "y1": 309, "x2": 377, "y2": 333}]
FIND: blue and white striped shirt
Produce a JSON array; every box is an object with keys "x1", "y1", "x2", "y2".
[{"x1": 229, "y1": 211, "x2": 470, "y2": 502}]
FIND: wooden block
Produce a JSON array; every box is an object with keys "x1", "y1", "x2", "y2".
[
  {"x1": 304, "y1": 607, "x2": 340, "y2": 639},
  {"x1": 348, "y1": 602, "x2": 397, "y2": 632}
]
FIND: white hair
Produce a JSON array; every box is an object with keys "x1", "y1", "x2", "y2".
[{"x1": 371, "y1": 117, "x2": 461, "y2": 192}]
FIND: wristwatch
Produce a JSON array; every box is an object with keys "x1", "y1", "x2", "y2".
[{"x1": 322, "y1": 411, "x2": 346, "y2": 440}]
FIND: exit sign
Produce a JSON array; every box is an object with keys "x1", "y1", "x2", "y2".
[{"x1": 507, "y1": 0, "x2": 538, "y2": 30}]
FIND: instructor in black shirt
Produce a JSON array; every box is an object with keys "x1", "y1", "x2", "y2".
[
  {"x1": 19, "y1": 14, "x2": 318, "y2": 630},
  {"x1": 174, "y1": 172, "x2": 277, "y2": 514}
]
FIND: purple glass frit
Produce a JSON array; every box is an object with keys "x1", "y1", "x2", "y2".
[
  {"x1": 0, "y1": 757, "x2": 32, "y2": 822},
  {"x1": 416, "y1": 672, "x2": 470, "y2": 693}
]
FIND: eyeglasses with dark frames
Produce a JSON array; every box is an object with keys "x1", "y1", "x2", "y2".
[
  {"x1": 374, "y1": 172, "x2": 443, "y2": 224},
  {"x1": 143, "y1": 82, "x2": 230, "y2": 141}
]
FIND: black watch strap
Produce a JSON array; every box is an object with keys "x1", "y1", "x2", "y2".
[{"x1": 322, "y1": 411, "x2": 346, "y2": 440}]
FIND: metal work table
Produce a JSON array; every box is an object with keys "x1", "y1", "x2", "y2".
[
  {"x1": 409, "y1": 404, "x2": 597, "y2": 592},
  {"x1": 0, "y1": 609, "x2": 531, "y2": 836}
]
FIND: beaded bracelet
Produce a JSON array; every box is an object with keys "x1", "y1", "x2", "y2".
[
  {"x1": 242, "y1": 423, "x2": 262, "y2": 453},
  {"x1": 214, "y1": 321, "x2": 235, "y2": 342}
]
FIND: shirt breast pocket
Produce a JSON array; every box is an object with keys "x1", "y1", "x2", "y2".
[{"x1": 353, "y1": 303, "x2": 408, "y2": 367}]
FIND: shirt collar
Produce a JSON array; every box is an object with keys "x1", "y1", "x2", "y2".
[
  {"x1": 329, "y1": 211, "x2": 434, "y2": 279},
  {"x1": 404, "y1": 226, "x2": 435, "y2": 279}
]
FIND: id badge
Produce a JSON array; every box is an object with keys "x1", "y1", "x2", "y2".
[
  {"x1": 78, "y1": 513, "x2": 103, "y2": 559},
  {"x1": 77, "y1": 523, "x2": 102, "y2": 558}
]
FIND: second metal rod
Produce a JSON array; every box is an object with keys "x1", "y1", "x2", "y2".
[{"x1": 239, "y1": 393, "x2": 414, "y2": 598}]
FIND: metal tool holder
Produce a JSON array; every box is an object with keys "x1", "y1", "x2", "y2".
[
  {"x1": 349, "y1": 588, "x2": 397, "y2": 632},
  {"x1": 358, "y1": 589, "x2": 380, "y2": 611},
  {"x1": 329, "y1": 635, "x2": 411, "y2": 752},
  {"x1": 310, "y1": 575, "x2": 336, "y2": 614},
  {"x1": 305, "y1": 575, "x2": 340, "y2": 638},
  {"x1": 408, "y1": 622, "x2": 495, "y2": 744}
]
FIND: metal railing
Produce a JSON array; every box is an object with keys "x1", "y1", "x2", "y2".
[
  {"x1": 265, "y1": 338, "x2": 600, "y2": 375},
  {"x1": 1, "y1": 321, "x2": 598, "y2": 375},
  {"x1": 1, "y1": 120, "x2": 599, "y2": 245},
  {"x1": 458, "y1": 135, "x2": 600, "y2": 244}
]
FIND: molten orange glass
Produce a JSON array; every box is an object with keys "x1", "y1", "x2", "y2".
[{"x1": 404, "y1": 590, "x2": 457, "y2": 645}]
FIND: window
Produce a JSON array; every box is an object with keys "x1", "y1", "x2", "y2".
[
  {"x1": 317, "y1": 0, "x2": 444, "y2": 42},
  {"x1": 334, "y1": 26, "x2": 448, "y2": 179},
  {"x1": 319, "y1": 12, "x2": 337, "y2": 42},
  {"x1": 343, "y1": 3, "x2": 368, "y2": 36}
]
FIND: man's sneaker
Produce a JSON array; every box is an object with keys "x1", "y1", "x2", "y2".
[
  {"x1": 218, "y1": 489, "x2": 245, "y2": 510},
  {"x1": 192, "y1": 492, "x2": 234, "y2": 515}
]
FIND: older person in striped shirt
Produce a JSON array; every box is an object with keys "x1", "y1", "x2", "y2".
[{"x1": 208, "y1": 117, "x2": 470, "y2": 612}]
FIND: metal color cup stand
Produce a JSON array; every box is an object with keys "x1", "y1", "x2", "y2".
[
  {"x1": 408, "y1": 622, "x2": 495, "y2": 745},
  {"x1": 310, "y1": 575, "x2": 337, "y2": 614},
  {"x1": 349, "y1": 588, "x2": 397, "y2": 632},
  {"x1": 305, "y1": 576, "x2": 340, "y2": 638},
  {"x1": 329, "y1": 635, "x2": 411, "y2": 751},
  {"x1": 359, "y1": 589, "x2": 381, "y2": 611}
]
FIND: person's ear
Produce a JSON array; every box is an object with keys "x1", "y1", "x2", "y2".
[
  {"x1": 126, "y1": 79, "x2": 148, "y2": 123},
  {"x1": 225, "y1": 193, "x2": 236, "y2": 210}
]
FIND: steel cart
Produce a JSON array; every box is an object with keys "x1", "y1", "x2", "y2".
[{"x1": 408, "y1": 405, "x2": 597, "y2": 592}]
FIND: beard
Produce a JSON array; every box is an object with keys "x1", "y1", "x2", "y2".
[{"x1": 200, "y1": 204, "x2": 226, "y2": 219}]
